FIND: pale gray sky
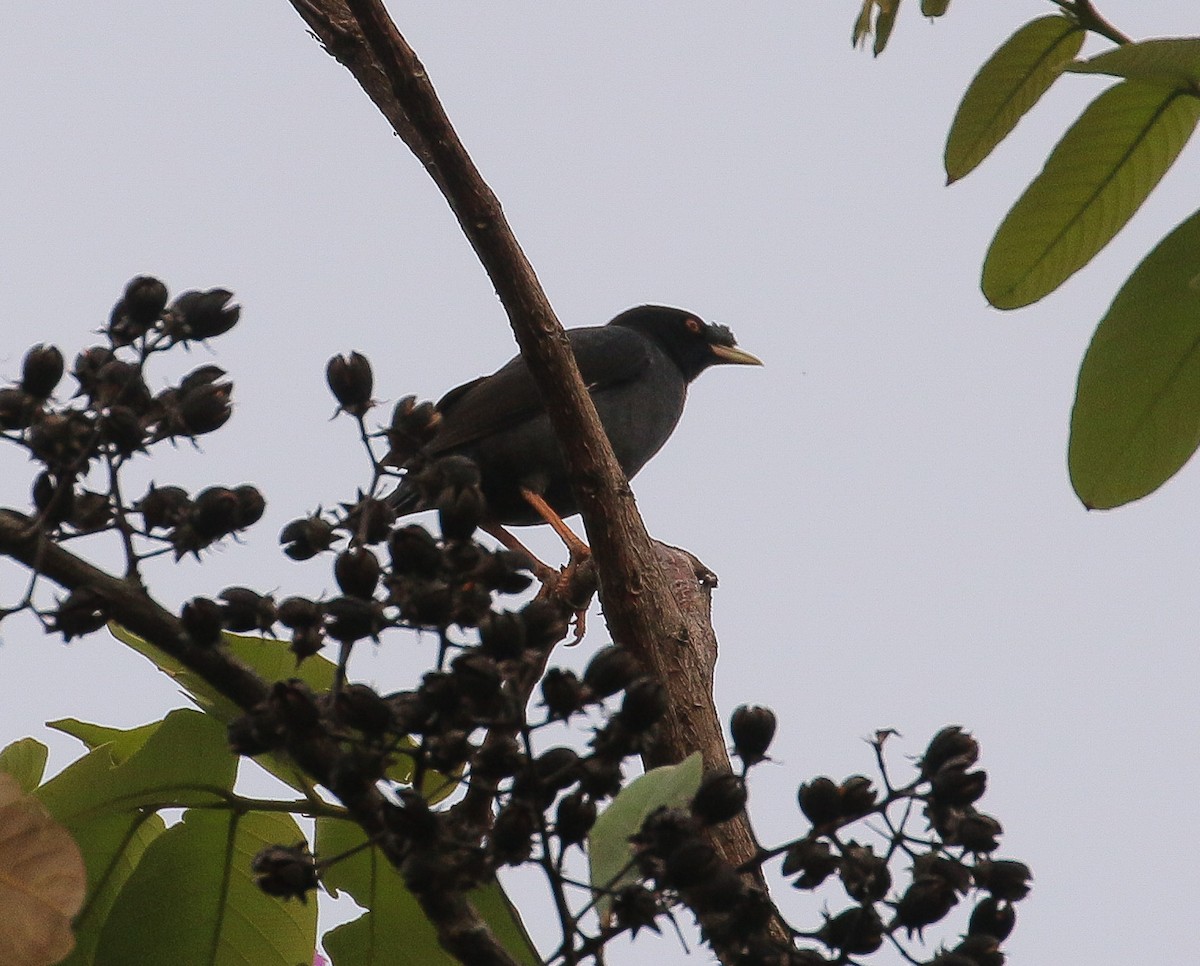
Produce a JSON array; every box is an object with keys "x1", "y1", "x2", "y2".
[{"x1": 3, "y1": 3, "x2": 1199, "y2": 964}]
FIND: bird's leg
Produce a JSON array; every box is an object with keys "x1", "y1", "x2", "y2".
[
  {"x1": 519, "y1": 489, "x2": 591, "y2": 559},
  {"x1": 519, "y1": 488, "x2": 594, "y2": 643},
  {"x1": 481, "y1": 522, "x2": 557, "y2": 583}
]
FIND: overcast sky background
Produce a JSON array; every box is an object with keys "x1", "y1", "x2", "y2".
[{"x1": 2, "y1": 2, "x2": 1199, "y2": 963}]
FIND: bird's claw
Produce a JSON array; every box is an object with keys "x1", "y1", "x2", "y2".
[{"x1": 531, "y1": 549, "x2": 596, "y2": 644}]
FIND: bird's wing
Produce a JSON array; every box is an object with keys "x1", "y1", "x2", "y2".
[{"x1": 426, "y1": 326, "x2": 652, "y2": 454}]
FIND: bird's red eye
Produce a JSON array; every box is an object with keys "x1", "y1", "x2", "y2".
[{"x1": 685, "y1": 317, "x2": 702, "y2": 334}]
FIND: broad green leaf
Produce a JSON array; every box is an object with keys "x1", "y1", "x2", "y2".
[
  {"x1": 1068, "y1": 38, "x2": 1200, "y2": 87},
  {"x1": 109, "y1": 624, "x2": 426, "y2": 798},
  {"x1": 1069, "y1": 208, "x2": 1200, "y2": 508},
  {"x1": 945, "y1": 16, "x2": 1085, "y2": 183},
  {"x1": 921, "y1": 0, "x2": 950, "y2": 17},
  {"x1": 316, "y1": 818, "x2": 539, "y2": 966},
  {"x1": 37, "y1": 710, "x2": 235, "y2": 820},
  {"x1": 49, "y1": 717, "x2": 160, "y2": 763},
  {"x1": 0, "y1": 737, "x2": 49, "y2": 792},
  {"x1": 35, "y1": 709, "x2": 235, "y2": 965},
  {"x1": 983, "y1": 81, "x2": 1200, "y2": 309},
  {"x1": 58, "y1": 813, "x2": 164, "y2": 966},
  {"x1": 110, "y1": 624, "x2": 337, "y2": 720},
  {"x1": 0, "y1": 773, "x2": 86, "y2": 966},
  {"x1": 95, "y1": 809, "x2": 316, "y2": 966},
  {"x1": 110, "y1": 623, "x2": 339, "y2": 794},
  {"x1": 588, "y1": 753, "x2": 703, "y2": 918}
]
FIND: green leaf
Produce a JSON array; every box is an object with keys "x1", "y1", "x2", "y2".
[
  {"x1": 851, "y1": 0, "x2": 898, "y2": 55},
  {"x1": 94, "y1": 809, "x2": 316, "y2": 966},
  {"x1": 316, "y1": 818, "x2": 539, "y2": 966},
  {"x1": 921, "y1": 0, "x2": 950, "y2": 16},
  {"x1": 983, "y1": 81, "x2": 1200, "y2": 309},
  {"x1": 0, "y1": 737, "x2": 49, "y2": 792},
  {"x1": 108, "y1": 625, "x2": 431, "y2": 799},
  {"x1": 873, "y1": 1, "x2": 898, "y2": 57},
  {"x1": 588, "y1": 753, "x2": 703, "y2": 919},
  {"x1": 945, "y1": 16, "x2": 1085, "y2": 183},
  {"x1": 1069, "y1": 208, "x2": 1200, "y2": 508},
  {"x1": 109, "y1": 624, "x2": 337, "y2": 720},
  {"x1": 57, "y1": 812, "x2": 165, "y2": 966},
  {"x1": 49, "y1": 717, "x2": 160, "y2": 763},
  {"x1": 852, "y1": 0, "x2": 875, "y2": 49},
  {"x1": 35, "y1": 709, "x2": 236, "y2": 965},
  {"x1": 109, "y1": 623, "x2": 341, "y2": 793},
  {"x1": 1068, "y1": 38, "x2": 1200, "y2": 87}
]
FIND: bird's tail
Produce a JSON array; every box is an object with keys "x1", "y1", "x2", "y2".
[{"x1": 386, "y1": 478, "x2": 421, "y2": 516}]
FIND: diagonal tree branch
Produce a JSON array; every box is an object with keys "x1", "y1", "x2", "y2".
[
  {"x1": 289, "y1": 0, "x2": 778, "y2": 942},
  {"x1": 295, "y1": 0, "x2": 738, "y2": 773}
]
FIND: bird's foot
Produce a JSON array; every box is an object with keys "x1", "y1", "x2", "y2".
[{"x1": 532, "y1": 549, "x2": 596, "y2": 644}]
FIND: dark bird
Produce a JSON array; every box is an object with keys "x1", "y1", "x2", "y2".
[{"x1": 389, "y1": 305, "x2": 761, "y2": 552}]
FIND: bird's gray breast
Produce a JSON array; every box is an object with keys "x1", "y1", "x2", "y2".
[{"x1": 592, "y1": 349, "x2": 687, "y2": 478}]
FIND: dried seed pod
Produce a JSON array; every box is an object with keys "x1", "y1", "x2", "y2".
[
  {"x1": 690, "y1": 771, "x2": 747, "y2": 826},
  {"x1": 334, "y1": 547, "x2": 381, "y2": 598},
  {"x1": 101, "y1": 405, "x2": 146, "y2": 457},
  {"x1": 952, "y1": 935, "x2": 1005, "y2": 966},
  {"x1": 583, "y1": 645, "x2": 639, "y2": 699},
  {"x1": 191, "y1": 486, "x2": 241, "y2": 540},
  {"x1": 0, "y1": 387, "x2": 36, "y2": 430},
  {"x1": 218, "y1": 587, "x2": 277, "y2": 633},
  {"x1": 490, "y1": 801, "x2": 537, "y2": 866},
  {"x1": 164, "y1": 288, "x2": 240, "y2": 342},
  {"x1": 335, "y1": 683, "x2": 394, "y2": 736},
  {"x1": 388, "y1": 524, "x2": 443, "y2": 579},
  {"x1": 110, "y1": 276, "x2": 169, "y2": 342},
  {"x1": 930, "y1": 765, "x2": 987, "y2": 807},
  {"x1": 816, "y1": 905, "x2": 884, "y2": 956},
  {"x1": 20, "y1": 344, "x2": 64, "y2": 399},
  {"x1": 51, "y1": 587, "x2": 108, "y2": 641},
  {"x1": 838, "y1": 775, "x2": 877, "y2": 818},
  {"x1": 326, "y1": 351, "x2": 374, "y2": 416},
  {"x1": 71, "y1": 346, "x2": 114, "y2": 399},
  {"x1": 136, "y1": 484, "x2": 191, "y2": 531},
  {"x1": 382, "y1": 395, "x2": 441, "y2": 466},
  {"x1": 610, "y1": 885, "x2": 661, "y2": 938},
  {"x1": 798, "y1": 776, "x2": 841, "y2": 826},
  {"x1": 540, "y1": 668, "x2": 585, "y2": 720},
  {"x1": 838, "y1": 842, "x2": 891, "y2": 903},
  {"x1": 894, "y1": 876, "x2": 958, "y2": 938},
  {"x1": 973, "y1": 859, "x2": 1032, "y2": 901},
  {"x1": 782, "y1": 838, "x2": 839, "y2": 889},
  {"x1": 277, "y1": 596, "x2": 322, "y2": 630},
  {"x1": 181, "y1": 596, "x2": 224, "y2": 647},
  {"x1": 478, "y1": 611, "x2": 527, "y2": 661},
  {"x1": 730, "y1": 704, "x2": 777, "y2": 766},
  {"x1": 920, "y1": 725, "x2": 980, "y2": 779},
  {"x1": 954, "y1": 809, "x2": 1003, "y2": 853},
  {"x1": 968, "y1": 897, "x2": 1016, "y2": 942},
  {"x1": 663, "y1": 839, "x2": 719, "y2": 889},
  {"x1": 342, "y1": 495, "x2": 395, "y2": 545},
  {"x1": 617, "y1": 676, "x2": 668, "y2": 733},
  {"x1": 323, "y1": 596, "x2": 383, "y2": 643},
  {"x1": 68, "y1": 489, "x2": 113, "y2": 532},
  {"x1": 280, "y1": 516, "x2": 336, "y2": 560},
  {"x1": 251, "y1": 844, "x2": 318, "y2": 902},
  {"x1": 555, "y1": 791, "x2": 597, "y2": 846}
]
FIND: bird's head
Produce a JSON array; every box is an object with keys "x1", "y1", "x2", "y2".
[{"x1": 608, "y1": 305, "x2": 763, "y2": 381}]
